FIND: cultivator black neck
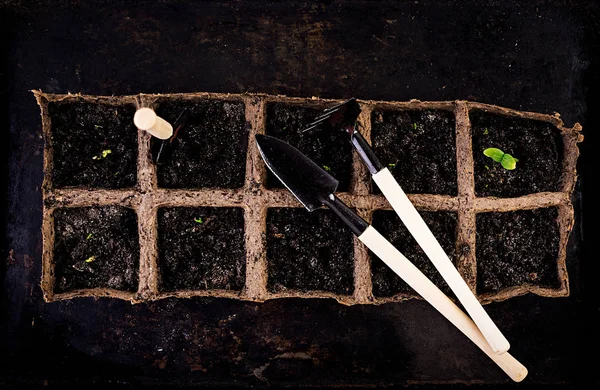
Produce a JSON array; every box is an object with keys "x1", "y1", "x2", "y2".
[{"x1": 351, "y1": 128, "x2": 384, "y2": 175}]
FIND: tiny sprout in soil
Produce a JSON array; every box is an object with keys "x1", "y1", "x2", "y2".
[
  {"x1": 483, "y1": 147, "x2": 519, "y2": 170},
  {"x1": 86, "y1": 233, "x2": 93, "y2": 240},
  {"x1": 194, "y1": 217, "x2": 203, "y2": 224},
  {"x1": 483, "y1": 128, "x2": 489, "y2": 135},
  {"x1": 84, "y1": 255, "x2": 96, "y2": 263},
  {"x1": 322, "y1": 165, "x2": 331, "y2": 172},
  {"x1": 388, "y1": 163, "x2": 396, "y2": 168},
  {"x1": 92, "y1": 149, "x2": 112, "y2": 160},
  {"x1": 413, "y1": 123, "x2": 417, "y2": 130}
]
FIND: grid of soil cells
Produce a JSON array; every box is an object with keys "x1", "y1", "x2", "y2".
[{"x1": 36, "y1": 91, "x2": 582, "y2": 304}]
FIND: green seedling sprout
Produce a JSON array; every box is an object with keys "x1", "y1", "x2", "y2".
[
  {"x1": 483, "y1": 128, "x2": 489, "y2": 135},
  {"x1": 483, "y1": 148, "x2": 519, "y2": 170},
  {"x1": 413, "y1": 123, "x2": 417, "y2": 130},
  {"x1": 86, "y1": 233, "x2": 93, "y2": 240},
  {"x1": 322, "y1": 165, "x2": 331, "y2": 172},
  {"x1": 94, "y1": 124, "x2": 103, "y2": 129},
  {"x1": 84, "y1": 256, "x2": 96, "y2": 263},
  {"x1": 194, "y1": 217, "x2": 203, "y2": 224},
  {"x1": 388, "y1": 163, "x2": 396, "y2": 168},
  {"x1": 92, "y1": 149, "x2": 112, "y2": 160}
]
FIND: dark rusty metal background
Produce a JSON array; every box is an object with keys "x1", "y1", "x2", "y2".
[{"x1": 1, "y1": 0, "x2": 596, "y2": 387}]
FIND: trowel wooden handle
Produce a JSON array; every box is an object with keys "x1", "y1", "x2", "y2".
[
  {"x1": 373, "y1": 168, "x2": 510, "y2": 354},
  {"x1": 359, "y1": 226, "x2": 528, "y2": 382}
]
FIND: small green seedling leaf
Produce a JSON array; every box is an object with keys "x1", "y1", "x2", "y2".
[
  {"x1": 483, "y1": 128, "x2": 489, "y2": 135},
  {"x1": 322, "y1": 165, "x2": 331, "y2": 172},
  {"x1": 484, "y1": 165, "x2": 490, "y2": 170},
  {"x1": 84, "y1": 256, "x2": 96, "y2": 263},
  {"x1": 413, "y1": 123, "x2": 417, "y2": 130},
  {"x1": 483, "y1": 148, "x2": 504, "y2": 162},
  {"x1": 194, "y1": 217, "x2": 203, "y2": 224},
  {"x1": 92, "y1": 149, "x2": 113, "y2": 160},
  {"x1": 500, "y1": 154, "x2": 518, "y2": 170},
  {"x1": 94, "y1": 124, "x2": 103, "y2": 129},
  {"x1": 86, "y1": 233, "x2": 93, "y2": 240},
  {"x1": 484, "y1": 148, "x2": 518, "y2": 170},
  {"x1": 388, "y1": 163, "x2": 396, "y2": 168}
]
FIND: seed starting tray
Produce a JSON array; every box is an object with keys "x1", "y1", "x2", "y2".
[{"x1": 34, "y1": 91, "x2": 583, "y2": 306}]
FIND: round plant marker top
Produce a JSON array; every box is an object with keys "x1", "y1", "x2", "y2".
[{"x1": 134, "y1": 107, "x2": 173, "y2": 139}]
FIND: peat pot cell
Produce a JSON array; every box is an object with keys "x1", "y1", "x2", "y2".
[
  {"x1": 471, "y1": 111, "x2": 563, "y2": 197},
  {"x1": 476, "y1": 207, "x2": 561, "y2": 294},
  {"x1": 157, "y1": 207, "x2": 246, "y2": 292},
  {"x1": 371, "y1": 210, "x2": 457, "y2": 298},
  {"x1": 371, "y1": 109, "x2": 457, "y2": 195},
  {"x1": 53, "y1": 206, "x2": 140, "y2": 293},
  {"x1": 155, "y1": 99, "x2": 248, "y2": 189},
  {"x1": 266, "y1": 208, "x2": 354, "y2": 295},
  {"x1": 49, "y1": 101, "x2": 138, "y2": 188},
  {"x1": 265, "y1": 103, "x2": 353, "y2": 191}
]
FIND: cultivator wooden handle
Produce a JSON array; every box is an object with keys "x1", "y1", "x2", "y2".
[
  {"x1": 374, "y1": 167, "x2": 510, "y2": 355},
  {"x1": 359, "y1": 226, "x2": 527, "y2": 382}
]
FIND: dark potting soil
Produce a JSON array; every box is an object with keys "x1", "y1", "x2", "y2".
[
  {"x1": 471, "y1": 111, "x2": 563, "y2": 197},
  {"x1": 266, "y1": 208, "x2": 354, "y2": 295},
  {"x1": 265, "y1": 103, "x2": 353, "y2": 192},
  {"x1": 154, "y1": 99, "x2": 248, "y2": 189},
  {"x1": 157, "y1": 207, "x2": 246, "y2": 292},
  {"x1": 371, "y1": 109, "x2": 457, "y2": 195},
  {"x1": 49, "y1": 101, "x2": 138, "y2": 189},
  {"x1": 370, "y1": 210, "x2": 458, "y2": 297},
  {"x1": 53, "y1": 206, "x2": 140, "y2": 293},
  {"x1": 476, "y1": 207, "x2": 561, "y2": 294}
]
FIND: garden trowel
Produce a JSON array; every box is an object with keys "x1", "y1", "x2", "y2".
[{"x1": 255, "y1": 134, "x2": 526, "y2": 382}]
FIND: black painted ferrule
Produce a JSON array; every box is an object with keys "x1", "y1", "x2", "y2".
[
  {"x1": 321, "y1": 193, "x2": 369, "y2": 236},
  {"x1": 350, "y1": 127, "x2": 384, "y2": 175}
]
